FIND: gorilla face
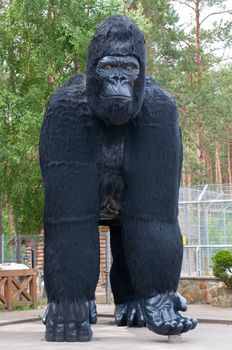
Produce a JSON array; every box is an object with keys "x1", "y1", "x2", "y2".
[
  {"x1": 86, "y1": 16, "x2": 146, "y2": 126},
  {"x1": 95, "y1": 55, "x2": 140, "y2": 125}
]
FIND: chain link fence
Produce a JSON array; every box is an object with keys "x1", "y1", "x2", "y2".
[{"x1": 179, "y1": 184, "x2": 232, "y2": 276}]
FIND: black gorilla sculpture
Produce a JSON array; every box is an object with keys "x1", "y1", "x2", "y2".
[{"x1": 39, "y1": 15, "x2": 197, "y2": 342}]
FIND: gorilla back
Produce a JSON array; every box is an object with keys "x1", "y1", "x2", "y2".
[{"x1": 40, "y1": 16, "x2": 197, "y2": 342}]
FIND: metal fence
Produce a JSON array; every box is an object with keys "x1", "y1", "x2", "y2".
[
  {"x1": 179, "y1": 184, "x2": 232, "y2": 276},
  {"x1": 1, "y1": 184, "x2": 232, "y2": 283}
]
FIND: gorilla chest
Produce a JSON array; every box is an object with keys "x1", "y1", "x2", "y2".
[{"x1": 99, "y1": 129, "x2": 126, "y2": 223}]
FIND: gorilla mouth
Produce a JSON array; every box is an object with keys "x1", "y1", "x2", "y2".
[{"x1": 100, "y1": 94, "x2": 132, "y2": 101}]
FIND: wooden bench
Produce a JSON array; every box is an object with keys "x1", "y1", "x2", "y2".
[{"x1": 0, "y1": 269, "x2": 37, "y2": 311}]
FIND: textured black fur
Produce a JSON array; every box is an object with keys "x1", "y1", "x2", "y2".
[
  {"x1": 110, "y1": 226, "x2": 135, "y2": 304},
  {"x1": 40, "y1": 73, "x2": 101, "y2": 302},
  {"x1": 40, "y1": 72, "x2": 182, "y2": 301},
  {"x1": 40, "y1": 16, "x2": 184, "y2": 333}
]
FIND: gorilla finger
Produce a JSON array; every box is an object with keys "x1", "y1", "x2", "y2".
[
  {"x1": 115, "y1": 309, "x2": 127, "y2": 326},
  {"x1": 136, "y1": 316, "x2": 146, "y2": 328},
  {"x1": 54, "y1": 323, "x2": 65, "y2": 342},
  {"x1": 42, "y1": 305, "x2": 49, "y2": 325},
  {"x1": 166, "y1": 321, "x2": 184, "y2": 335},
  {"x1": 127, "y1": 309, "x2": 136, "y2": 327},
  {"x1": 76, "y1": 322, "x2": 93, "y2": 342},
  {"x1": 180, "y1": 318, "x2": 194, "y2": 333},
  {"x1": 190, "y1": 318, "x2": 198, "y2": 330},
  {"x1": 148, "y1": 321, "x2": 172, "y2": 335},
  {"x1": 175, "y1": 292, "x2": 188, "y2": 312},
  {"x1": 89, "y1": 300, "x2": 98, "y2": 325},
  {"x1": 65, "y1": 322, "x2": 78, "y2": 342},
  {"x1": 114, "y1": 304, "x2": 128, "y2": 327},
  {"x1": 135, "y1": 305, "x2": 145, "y2": 327},
  {"x1": 45, "y1": 325, "x2": 55, "y2": 342}
]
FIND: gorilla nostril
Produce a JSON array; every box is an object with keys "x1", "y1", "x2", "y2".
[{"x1": 109, "y1": 76, "x2": 119, "y2": 84}]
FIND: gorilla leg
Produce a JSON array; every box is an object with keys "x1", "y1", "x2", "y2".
[
  {"x1": 43, "y1": 221, "x2": 99, "y2": 342},
  {"x1": 122, "y1": 220, "x2": 197, "y2": 335},
  {"x1": 110, "y1": 225, "x2": 134, "y2": 304},
  {"x1": 110, "y1": 225, "x2": 145, "y2": 327}
]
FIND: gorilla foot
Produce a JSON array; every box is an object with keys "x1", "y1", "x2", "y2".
[
  {"x1": 43, "y1": 299, "x2": 97, "y2": 342},
  {"x1": 141, "y1": 291, "x2": 197, "y2": 336},
  {"x1": 115, "y1": 300, "x2": 145, "y2": 327}
]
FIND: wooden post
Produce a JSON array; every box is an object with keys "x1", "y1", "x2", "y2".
[
  {"x1": 30, "y1": 271, "x2": 37, "y2": 308},
  {"x1": 6, "y1": 276, "x2": 13, "y2": 311}
]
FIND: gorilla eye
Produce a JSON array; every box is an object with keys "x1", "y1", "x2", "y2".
[
  {"x1": 104, "y1": 65, "x2": 112, "y2": 70},
  {"x1": 126, "y1": 65, "x2": 133, "y2": 70}
]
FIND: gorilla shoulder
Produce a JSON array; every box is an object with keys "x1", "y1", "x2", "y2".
[
  {"x1": 45, "y1": 74, "x2": 90, "y2": 122},
  {"x1": 139, "y1": 76, "x2": 178, "y2": 125},
  {"x1": 145, "y1": 76, "x2": 176, "y2": 104}
]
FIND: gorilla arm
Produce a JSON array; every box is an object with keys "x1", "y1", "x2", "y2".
[
  {"x1": 121, "y1": 78, "x2": 197, "y2": 335},
  {"x1": 39, "y1": 74, "x2": 101, "y2": 342}
]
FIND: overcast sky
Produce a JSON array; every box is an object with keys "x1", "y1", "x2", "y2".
[
  {"x1": 172, "y1": 0, "x2": 231, "y2": 29},
  {"x1": 172, "y1": 1, "x2": 232, "y2": 58}
]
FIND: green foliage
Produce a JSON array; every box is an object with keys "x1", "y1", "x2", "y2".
[
  {"x1": 212, "y1": 250, "x2": 232, "y2": 287},
  {"x1": 0, "y1": 0, "x2": 232, "y2": 236},
  {"x1": 170, "y1": 0, "x2": 232, "y2": 184},
  {"x1": 131, "y1": 0, "x2": 183, "y2": 76}
]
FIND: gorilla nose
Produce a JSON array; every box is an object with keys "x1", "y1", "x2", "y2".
[{"x1": 110, "y1": 75, "x2": 128, "y2": 85}]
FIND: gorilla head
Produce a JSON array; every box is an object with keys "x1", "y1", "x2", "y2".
[{"x1": 86, "y1": 16, "x2": 146, "y2": 126}]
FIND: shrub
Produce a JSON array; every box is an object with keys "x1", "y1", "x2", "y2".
[{"x1": 212, "y1": 250, "x2": 232, "y2": 288}]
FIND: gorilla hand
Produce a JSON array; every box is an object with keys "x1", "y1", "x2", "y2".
[
  {"x1": 115, "y1": 300, "x2": 145, "y2": 327},
  {"x1": 43, "y1": 299, "x2": 97, "y2": 342},
  {"x1": 141, "y1": 291, "x2": 197, "y2": 336}
]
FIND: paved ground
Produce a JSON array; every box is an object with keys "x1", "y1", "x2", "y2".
[
  {"x1": 1, "y1": 303, "x2": 232, "y2": 326},
  {"x1": 1, "y1": 303, "x2": 232, "y2": 349},
  {"x1": 0, "y1": 318, "x2": 232, "y2": 350}
]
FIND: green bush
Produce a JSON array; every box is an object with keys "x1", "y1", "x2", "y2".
[{"x1": 212, "y1": 250, "x2": 232, "y2": 288}]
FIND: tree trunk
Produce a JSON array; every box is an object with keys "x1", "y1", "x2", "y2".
[
  {"x1": 14, "y1": 217, "x2": 21, "y2": 263},
  {"x1": 215, "y1": 143, "x2": 223, "y2": 184},
  {"x1": 187, "y1": 173, "x2": 192, "y2": 187},
  {"x1": 195, "y1": 130, "x2": 205, "y2": 181},
  {"x1": 195, "y1": 0, "x2": 201, "y2": 69},
  {"x1": 227, "y1": 129, "x2": 232, "y2": 187},
  {"x1": 204, "y1": 150, "x2": 212, "y2": 183},
  {"x1": 6, "y1": 204, "x2": 13, "y2": 236}
]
